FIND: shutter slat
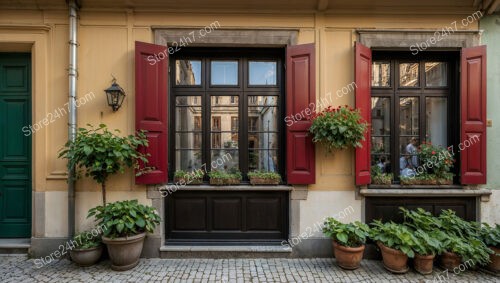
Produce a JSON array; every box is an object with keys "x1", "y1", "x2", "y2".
[
  {"x1": 460, "y1": 45, "x2": 487, "y2": 184},
  {"x1": 355, "y1": 42, "x2": 372, "y2": 186},
  {"x1": 286, "y1": 43, "x2": 316, "y2": 185},
  {"x1": 135, "y1": 41, "x2": 168, "y2": 184}
]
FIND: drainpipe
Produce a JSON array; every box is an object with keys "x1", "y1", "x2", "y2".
[{"x1": 68, "y1": 0, "x2": 79, "y2": 238}]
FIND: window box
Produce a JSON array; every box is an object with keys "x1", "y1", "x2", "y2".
[
  {"x1": 209, "y1": 177, "x2": 241, "y2": 186},
  {"x1": 173, "y1": 177, "x2": 203, "y2": 185}
]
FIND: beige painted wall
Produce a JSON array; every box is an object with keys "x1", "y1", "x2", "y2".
[{"x1": 0, "y1": 8, "x2": 482, "y2": 235}]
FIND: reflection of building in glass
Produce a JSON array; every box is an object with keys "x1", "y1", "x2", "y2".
[
  {"x1": 372, "y1": 62, "x2": 390, "y2": 87},
  {"x1": 425, "y1": 62, "x2": 447, "y2": 86},
  {"x1": 248, "y1": 96, "x2": 278, "y2": 172},
  {"x1": 176, "y1": 60, "x2": 196, "y2": 85},
  {"x1": 399, "y1": 97, "x2": 419, "y2": 136},
  {"x1": 176, "y1": 96, "x2": 201, "y2": 171},
  {"x1": 400, "y1": 63, "x2": 419, "y2": 86}
]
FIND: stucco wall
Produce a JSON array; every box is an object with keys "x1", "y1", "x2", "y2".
[{"x1": 0, "y1": 8, "x2": 485, "y2": 239}]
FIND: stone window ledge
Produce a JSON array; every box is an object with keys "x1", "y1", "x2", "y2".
[{"x1": 360, "y1": 188, "x2": 492, "y2": 202}]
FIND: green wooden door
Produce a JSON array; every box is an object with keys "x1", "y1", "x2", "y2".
[{"x1": 0, "y1": 53, "x2": 31, "y2": 237}]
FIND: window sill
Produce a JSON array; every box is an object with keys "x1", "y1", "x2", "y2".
[
  {"x1": 170, "y1": 184, "x2": 293, "y2": 191},
  {"x1": 360, "y1": 186, "x2": 492, "y2": 201}
]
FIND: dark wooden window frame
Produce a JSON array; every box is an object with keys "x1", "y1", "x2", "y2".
[
  {"x1": 170, "y1": 48, "x2": 286, "y2": 182},
  {"x1": 371, "y1": 51, "x2": 460, "y2": 183}
]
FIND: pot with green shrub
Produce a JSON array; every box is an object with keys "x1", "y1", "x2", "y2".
[
  {"x1": 370, "y1": 166, "x2": 393, "y2": 185},
  {"x1": 322, "y1": 218, "x2": 370, "y2": 270},
  {"x1": 174, "y1": 170, "x2": 203, "y2": 185},
  {"x1": 69, "y1": 231, "x2": 103, "y2": 267},
  {"x1": 208, "y1": 170, "x2": 242, "y2": 185},
  {"x1": 370, "y1": 220, "x2": 418, "y2": 273},
  {"x1": 247, "y1": 171, "x2": 281, "y2": 185},
  {"x1": 88, "y1": 199, "x2": 160, "y2": 271},
  {"x1": 479, "y1": 223, "x2": 500, "y2": 272}
]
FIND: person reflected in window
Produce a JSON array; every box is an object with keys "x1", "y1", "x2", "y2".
[{"x1": 406, "y1": 137, "x2": 418, "y2": 168}]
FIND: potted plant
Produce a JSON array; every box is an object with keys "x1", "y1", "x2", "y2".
[
  {"x1": 88, "y1": 199, "x2": 160, "y2": 271},
  {"x1": 174, "y1": 169, "x2": 203, "y2": 185},
  {"x1": 247, "y1": 171, "x2": 281, "y2": 185},
  {"x1": 58, "y1": 124, "x2": 149, "y2": 205},
  {"x1": 438, "y1": 209, "x2": 492, "y2": 269},
  {"x1": 309, "y1": 105, "x2": 367, "y2": 152},
  {"x1": 322, "y1": 218, "x2": 370, "y2": 270},
  {"x1": 370, "y1": 220, "x2": 417, "y2": 273},
  {"x1": 480, "y1": 223, "x2": 500, "y2": 272},
  {"x1": 371, "y1": 166, "x2": 393, "y2": 185},
  {"x1": 437, "y1": 172, "x2": 454, "y2": 185},
  {"x1": 417, "y1": 141, "x2": 455, "y2": 185},
  {"x1": 69, "y1": 231, "x2": 103, "y2": 267},
  {"x1": 208, "y1": 170, "x2": 242, "y2": 185}
]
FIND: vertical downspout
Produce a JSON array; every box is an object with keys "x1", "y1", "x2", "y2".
[{"x1": 68, "y1": 0, "x2": 78, "y2": 238}]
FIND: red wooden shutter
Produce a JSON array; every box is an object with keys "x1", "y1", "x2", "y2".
[
  {"x1": 135, "y1": 41, "x2": 168, "y2": 184},
  {"x1": 460, "y1": 45, "x2": 487, "y2": 184},
  {"x1": 286, "y1": 43, "x2": 316, "y2": 184},
  {"x1": 355, "y1": 42, "x2": 372, "y2": 186}
]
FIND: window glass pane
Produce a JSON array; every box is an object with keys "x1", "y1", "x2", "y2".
[
  {"x1": 211, "y1": 150, "x2": 239, "y2": 171},
  {"x1": 425, "y1": 62, "x2": 447, "y2": 87},
  {"x1": 399, "y1": 97, "x2": 419, "y2": 135},
  {"x1": 211, "y1": 61, "x2": 238, "y2": 85},
  {"x1": 175, "y1": 133, "x2": 202, "y2": 149},
  {"x1": 175, "y1": 97, "x2": 201, "y2": 131},
  {"x1": 372, "y1": 61, "x2": 390, "y2": 87},
  {"x1": 248, "y1": 150, "x2": 278, "y2": 172},
  {"x1": 426, "y1": 97, "x2": 448, "y2": 147},
  {"x1": 175, "y1": 150, "x2": 202, "y2": 171},
  {"x1": 399, "y1": 63, "x2": 419, "y2": 87},
  {"x1": 249, "y1": 133, "x2": 279, "y2": 149},
  {"x1": 371, "y1": 97, "x2": 391, "y2": 175},
  {"x1": 212, "y1": 132, "x2": 238, "y2": 149},
  {"x1": 175, "y1": 60, "x2": 201, "y2": 85},
  {"x1": 248, "y1": 96, "x2": 278, "y2": 132},
  {"x1": 249, "y1": 61, "x2": 277, "y2": 85},
  {"x1": 248, "y1": 96, "x2": 278, "y2": 106}
]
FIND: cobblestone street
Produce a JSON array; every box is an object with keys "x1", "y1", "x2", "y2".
[{"x1": 0, "y1": 255, "x2": 498, "y2": 282}]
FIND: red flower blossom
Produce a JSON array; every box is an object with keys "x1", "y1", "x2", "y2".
[{"x1": 432, "y1": 151, "x2": 436, "y2": 155}]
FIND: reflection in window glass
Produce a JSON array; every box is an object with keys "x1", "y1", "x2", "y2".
[
  {"x1": 372, "y1": 61, "x2": 390, "y2": 87},
  {"x1": 248, "y1": 96, "x2": 278, "y2": 172},
  {"x1": 399, "y1": 97, "x2": 419, "y2": 177},
  {"x1": 399, "y1": 97, "x2": 419, "y2": 135},
  {"x1": 175, "y1": 97, "x2": 202, "y2": 131},
  {"x1": 371, "y1": 97, "x2": 391, "y2": 174},
  {"x1": 425, "y1": 62, "x2": 447, "y2": 87},
  {"x1": 211, "y1": 61, "x2": 238, "y2": 85},
  {"x1": 399, "y1": 63, "x2": 419, "y2": 87},
  {"x1": 175, "y1": 150, "x2": 202, "y2": 172},
  {"x1": 426, "y1": 97, "x2": 447, "y2": 147},
  {"x1": 249, "y1": 61, "x2": 277, "y2": 85},
  {"x1": 175, "y1": 60, "x2": 201, "y2": 85}
]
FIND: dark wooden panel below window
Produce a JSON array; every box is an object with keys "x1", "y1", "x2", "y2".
[{"x1": 365, "y1": 196, "x2": 476, "y2": 223}]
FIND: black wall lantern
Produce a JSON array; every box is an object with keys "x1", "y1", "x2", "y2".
[{"x1": 104, "y1": 77, "x2": 125, "y2": 111}]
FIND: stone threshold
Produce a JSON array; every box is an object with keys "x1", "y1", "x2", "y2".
[
  {"x1": 360, "y1": 188, "x2": 492, "y2": 201},
  {"x1": 160, "y1": 245, "x2": 292, "y2": 253},
  {"x1": 0, "y1": 238, "x2": 30, "y2": 248}
]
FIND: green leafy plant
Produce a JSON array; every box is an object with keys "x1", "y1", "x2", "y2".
[
  {"x1": 72, "y1": 231, "x2": 102, "y2": 249},
  {"x1": 412, "y1": 229, "x2": 443, "y2": 256},
  {"x1": 417, "y1": 141, "x2": 455, "y2": 178},
  {"x1": 87, "y1": 200, "x2": 160, "y2": 238},
  {"x1": 369, "y1": 220, "x2": 418, "y2": 258},
  {"x1": 371, "y1": 165, "x2": 393, "y2": 185},
  {"x1": 480, "y1": 223, "x2": 500, "y2": 248},
  {"x1": 174, "y1": 169, "x2": 204, "y2": 184},
  {"x1": 247, "y1": 171, "x2": 281, "y2": 180},
  {"x1": 207, "y1": 170, "x2": 242, "y2": 179},
  {"x1": 309, "y1": 105, "x2": 367, "y2": 152},
  {"x1": 322, "y1": 218, "x2": 370, "y2": 247},
  {"x1": 58, "y1": 124, "x2": 149, "y2": 205}
]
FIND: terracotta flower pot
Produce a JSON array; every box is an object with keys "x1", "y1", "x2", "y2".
[
  {"x1": 332, "y1": 241, "x2": 365, "y2": 270},
  {"x1": 487, "y1": 246, "x2": 500, "y2": 272},
  {"x1": 439, "y1": 251, "x2": 462, "y2": 270},
  {"x1": 69, "y1": 245, "x2": 103, "y2": 267},
  {"x1": 414, "y1": 254, "x2": 435, "y2": 275},
  {"x1": 102, "y1": 232, "x2": 146, "y2": 271},
  {"x1": 377, "y1": 242, "x2": 409, "y2": 273}
]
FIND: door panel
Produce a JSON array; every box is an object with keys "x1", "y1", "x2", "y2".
[
  {"x1": 166, "y1": 191, "x2": 288, "y2": 242},
  {"x1": 0, "y1": 53, "x2": 31, "y2": 238}
]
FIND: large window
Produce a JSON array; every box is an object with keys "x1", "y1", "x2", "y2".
[
  {"x1": 370, "y1": 53, "x2": 458, "y2": 182},
  {"x1": 171, "y1": 49, "x2": 284, "y2": 181}
]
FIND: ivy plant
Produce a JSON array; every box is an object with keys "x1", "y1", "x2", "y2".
[
  {"x1": 322, "y1": 218, "x2": 370, "y2": 248},
  {"x1": 88, "y1": 200, "x2": 161, "y2": 239},
  {"x1": 58, "y1": 124, "x2": 149, "y2": 205}
]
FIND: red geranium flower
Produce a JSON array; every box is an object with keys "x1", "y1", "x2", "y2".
[{"x1": 432, "y1": 151, "x2": 436, "y2": 155}]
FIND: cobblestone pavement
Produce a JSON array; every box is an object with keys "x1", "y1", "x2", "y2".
[{"x1": 0, "y1": 255, "x2": 498, "y2": 283}]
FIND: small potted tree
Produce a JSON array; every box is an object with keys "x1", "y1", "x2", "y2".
[
  {"x1": 480, "y1": 223, "x2": 500, "y2": 272},
  {"x1": 247, "y1": 171, "x2": 281, "y2": 185},
  {"x1": 370, "y1": 220, "x2": 417, "y2": 273},
  {"x1": 174, "y1": 169, "x2": 203, "y2": 185},
  {"x1": 69, "y1": 231, "x2": 103, "y2": 267},
  {"x1": 309, "y1": 105, "x2": 367, "y2": 152},
  {"x1": 322, "y1": 217, "x2": 370, "y2": 270},
  {"x1": 88, "y1": 199, "x2": 160, "y2": 271},
  {"x1": 208, "y1": 170, "x2": 242, "y2": 185},
  {"x1": 58, "y1": 124, "x2": 149, "y2": 205}
]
